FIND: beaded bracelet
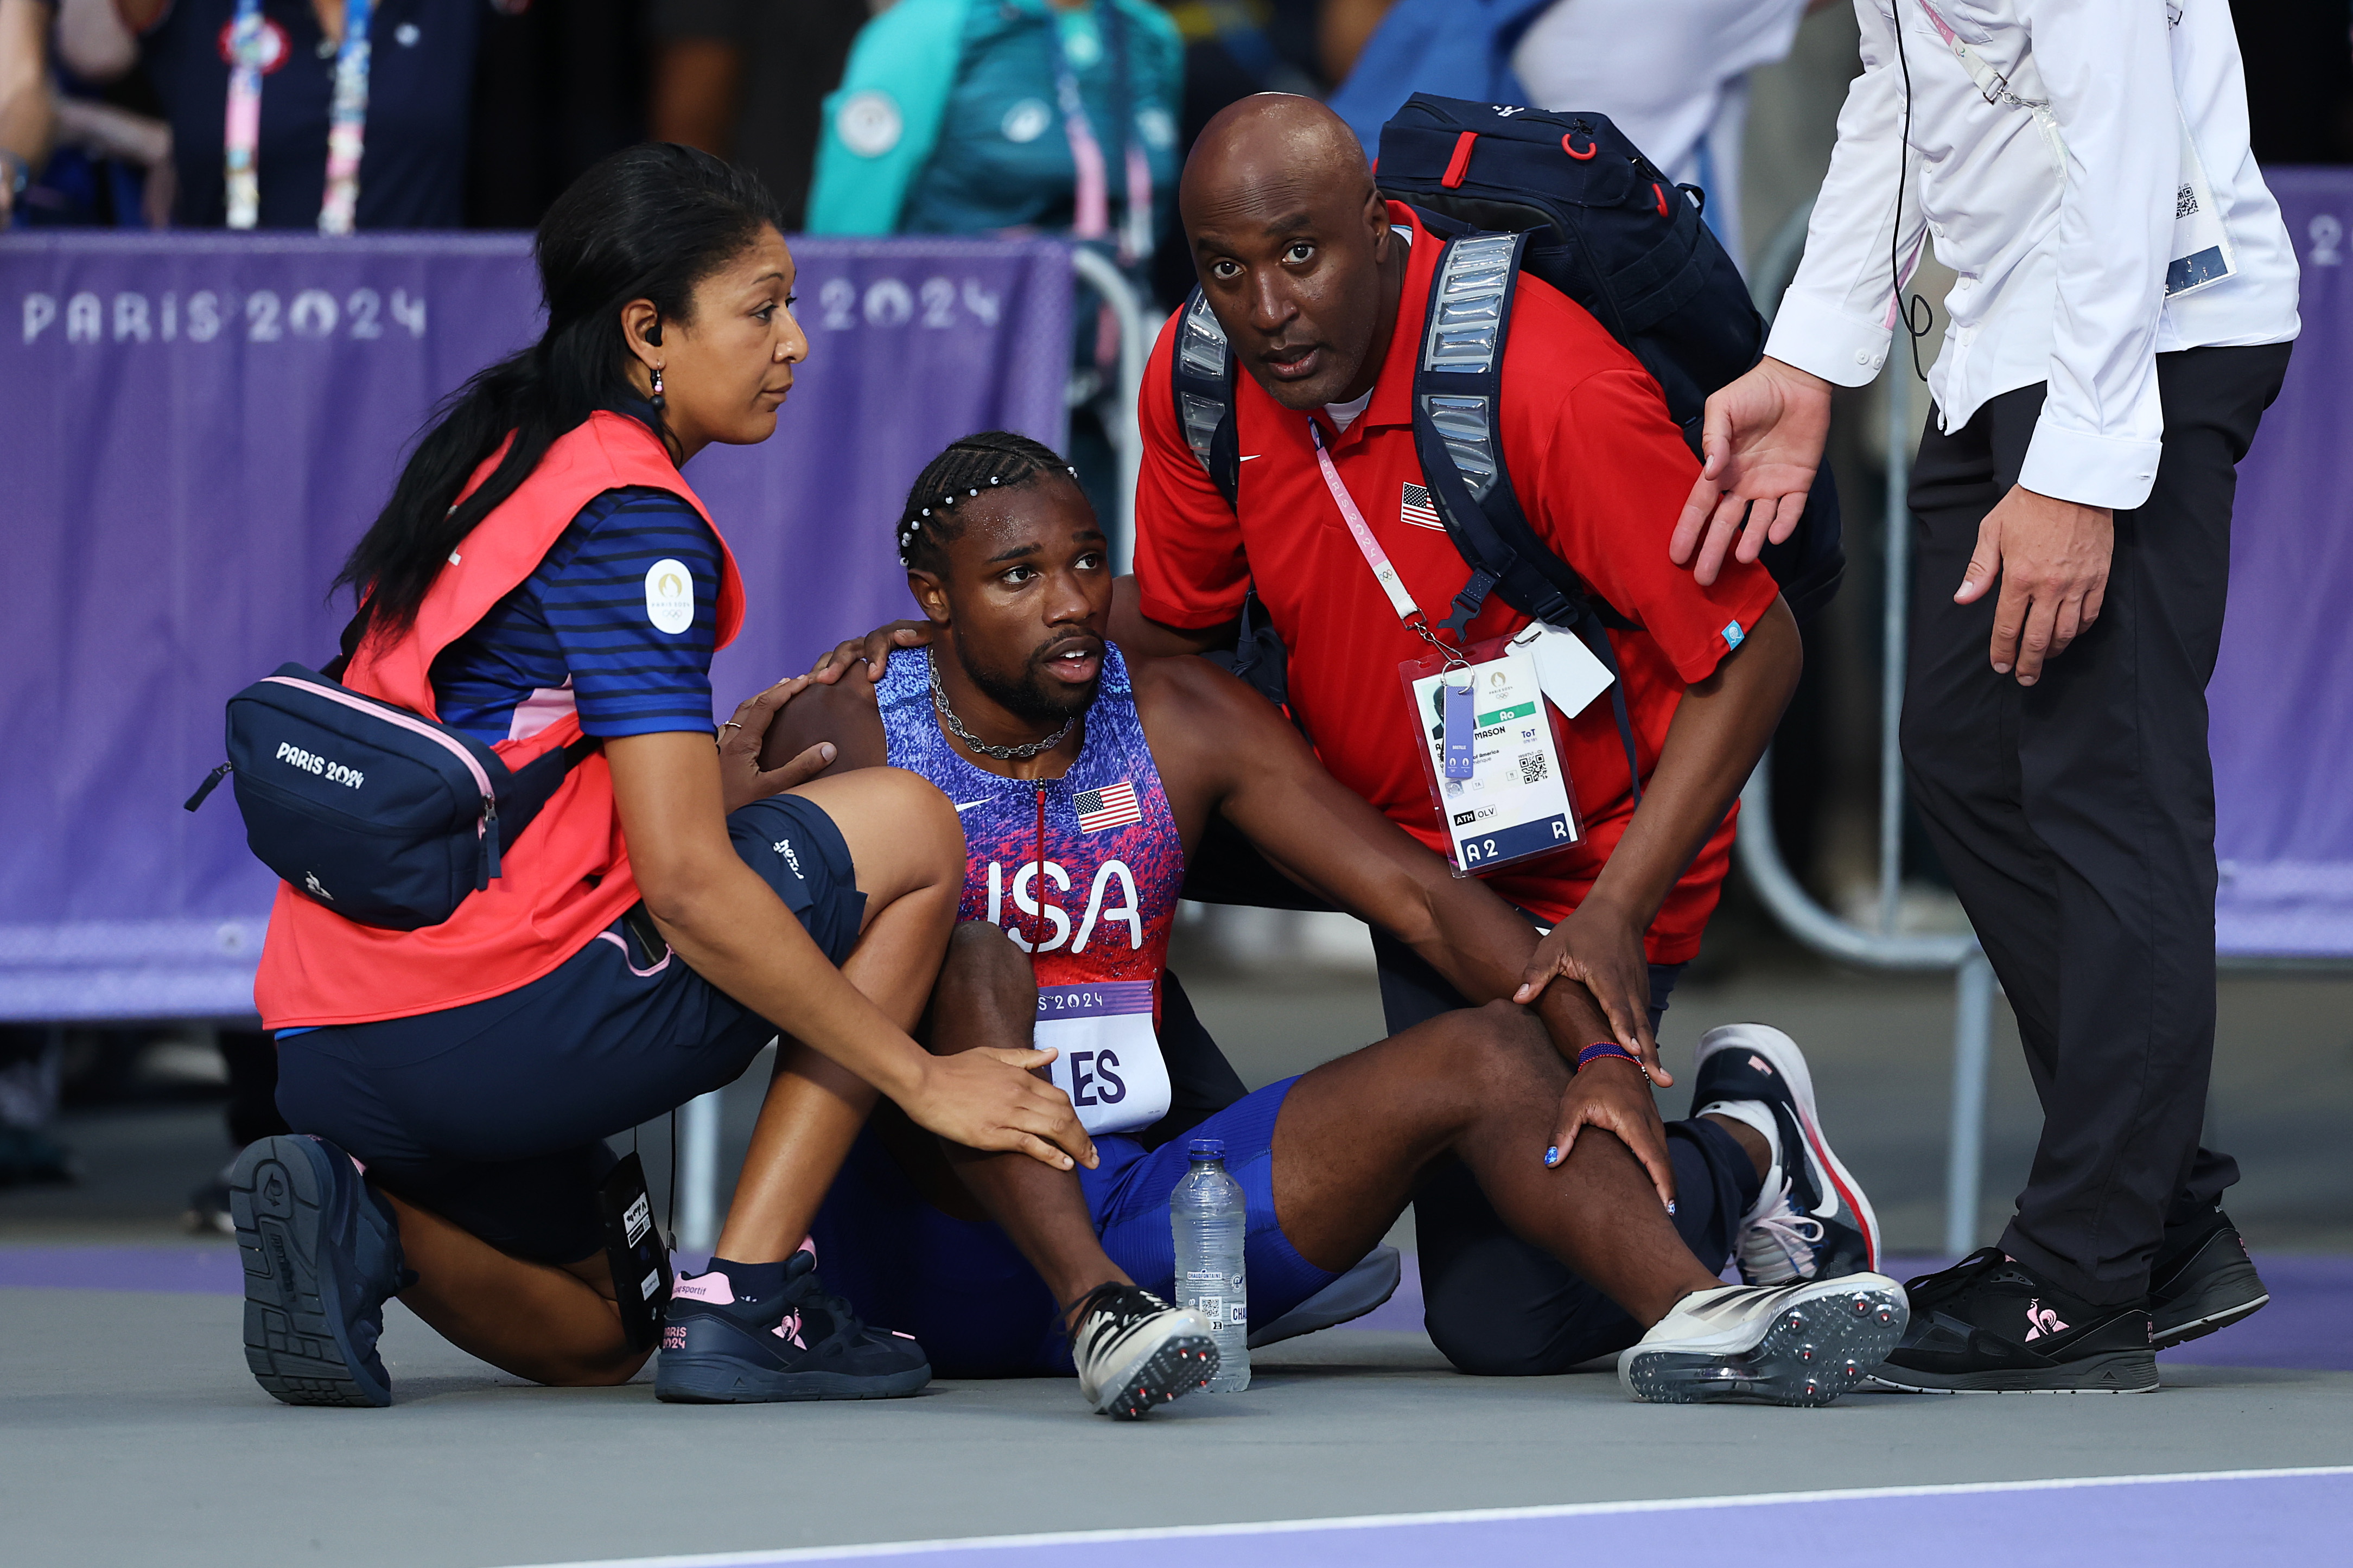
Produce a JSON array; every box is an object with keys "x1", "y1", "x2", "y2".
[{"x1": 1575, "y1": 1041, "x2": 1644, "y2": 1075}]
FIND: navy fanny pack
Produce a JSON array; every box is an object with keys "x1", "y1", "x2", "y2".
[{"x1": 185, "y1": 662, "x2": 600, "y2": 931}]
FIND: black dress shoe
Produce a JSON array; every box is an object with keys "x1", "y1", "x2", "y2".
[
  {"x1": 1871, "y1": 1248, "x2": 2157, "y2": 1394},
  {"x1": 2149, "y1": 1206, "x2": 2268, "y2": 1350}
]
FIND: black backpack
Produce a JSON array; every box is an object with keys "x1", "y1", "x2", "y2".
[{"x1": 1174, "y1": 94, "x2": 1846, "y2": 788}]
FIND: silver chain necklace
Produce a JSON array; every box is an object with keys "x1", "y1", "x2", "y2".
[{"x1": 927, "y1": 649, "x2": 1075, "y2": 761}]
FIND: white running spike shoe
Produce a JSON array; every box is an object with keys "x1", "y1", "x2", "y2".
[
  {"x1": 1691, "y1": 1023, "x2": 1881, "y2": 1285},
  {"x1": 1619, "y1": 1273, "x2": 1909, "y2": 1406},
  {"x1": 1070, "y1": 1283, "x2": 1219, "y2": 1419}
]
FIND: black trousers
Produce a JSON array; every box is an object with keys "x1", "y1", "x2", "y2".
[
  {"x1": 1901, "y1": 343, "x2": 2292, "y2": 1306},
  {"x1": 1371, "y1": 929, "x2": 1757, "y2": 1375}
]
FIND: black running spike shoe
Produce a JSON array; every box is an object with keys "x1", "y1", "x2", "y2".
[
  {"x1": 2149, "y1": 1205, "x2": 2269, "y2": 1350},
  {"x1": 230, "y1": 1134, "x2": 407, "y2": 1408},
  {"x1": 655, "y1": 1249, "x2": 931, "y2": 1403},
  {"x1": 1871, "y1": 1248, "x2": 2157, "y2": 1394},
  {"x1": 1069, "y1": 1282, "x2": 1219, "y2": 1419}
]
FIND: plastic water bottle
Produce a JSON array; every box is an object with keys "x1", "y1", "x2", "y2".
[{"x1": 1171, "y1": 1136, "x2": 1249, "y2": 1391}]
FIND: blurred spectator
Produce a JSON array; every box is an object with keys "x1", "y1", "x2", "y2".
[
  {"x1": 807, "y1": 0, "x2": 1181, "y2": 276},
  {"x1": 462, "y1": 0, "x2": 650, "y2": 228},
  {"x1": 808, "y1": 0, "x2": 1183, "y2": 522},
  {"x1": 0, "y1": 1027, "x2": 74, "y2": 1188},
  {"x1": 1329, "y1": 0, "x2": 1821, "y2": 265},
  {"x1": 1508, "y1": 0, "x2": 1824, "y2": 265},
  {"x1": 1, "y1": 0, "x2": 59, "y2": 222},
  {"x1": 113, "y1": 0, "x2": 511, "y2": 230},
  {"x1": 649, "y1": 0, "x2": 867, "y2": 232}
]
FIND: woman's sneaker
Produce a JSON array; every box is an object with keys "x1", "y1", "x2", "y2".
[
  {"x1": 1690, "y1": 1024, "x2": 1879, "y2": 1284},
  {"x1": 1068, "y1": 1283, "x2": 1219, "y2": 1419},
  {"x1": 1619, "y1": 1273, "x2": 1908, "y2": 1406},
  {"x1": 230, "y1": 1134, "x2": 408, "y2": 1408},
  {"x1": 2150, "y1": 1205, "x2": 2268, "y2": 1350},
  {"x1": 655, "y1": 1250, "x2": 931, "y2": 1403},
  {"x1": 1871, "y1": 1248, "x2": 2158, "y2": 1394}
]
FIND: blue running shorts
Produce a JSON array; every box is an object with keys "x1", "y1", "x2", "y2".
[
  {"x1": 810, "y1": 1075, "x2": 1340, "y2": 1378},
  {"x1": 275, "y1": 793, "x2": 866, "y2": 1266}
]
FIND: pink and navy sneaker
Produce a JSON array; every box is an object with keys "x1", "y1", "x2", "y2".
[
  {"x1": 230, "y1": 1133, "x2": 409, "y2": 1408},
  {"x1": 654, "y1": 1247, "x2": 930, "y2": 1403}
]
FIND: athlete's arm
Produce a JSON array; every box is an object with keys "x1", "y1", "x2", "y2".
[
  {"x1": 608, "y1": 731, "x2": 1083, "y2": 1167},
  {"x1": 1108, "y1": 575, "x2": 1237, "y2": 659},
  {"x1": 1139, "y1": 657, "x2": 1677, "y2": 1203},
  {"x1": 1513, "y1": 597, "x2": 1801, "y2": 1058}
]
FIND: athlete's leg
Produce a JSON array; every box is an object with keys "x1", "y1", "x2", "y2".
[
  {"x1": 1271, "y1": 1001, "x2": 1734, "y2": 1328},
  {"x1": 920, "y1": 922, "x2": 1130, "y2": 1323},
  {"x1": 387, "y1": 1195, "x2": 647, "y2": 1385},
  {"x1": 709, "y1": 768, "x2": 964, "y2": 1266}
]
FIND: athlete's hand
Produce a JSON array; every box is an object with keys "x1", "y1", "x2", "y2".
[
  {"x1": 809, "y1": 621, "x2": 933, "y2": 685},
  {"x1": 1513, "y1": 903, "x2": 1673, "y2": 1087},
  {"x1": 717, "y1": 675, "x2": 836, "y2": 814},
  {"x1": 1546, "y1": 1058, "x2": 1676, "y2": 1209},
  {"x1": 901, "y1": 1046, "x2": 1098, "y2": 1172},
  {"x1": 1671, "y1": 357, "x2": 1834, "y2": 585},
  {"x1": 1953, "y1": 484, "x2": 2113, "y2": 685}
]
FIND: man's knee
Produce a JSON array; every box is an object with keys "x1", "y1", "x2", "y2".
[
  {"x1": 926, "y1": 921, "x2": 1035, "y2": 1055},
  {"x1": 1448, "y1": 1000, "x2": 1558, "y2": 1094}
]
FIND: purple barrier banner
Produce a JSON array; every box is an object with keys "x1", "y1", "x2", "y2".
[
  {"x1": 2211, "y1": 170, "x2": 2353, "y2": 957},
  {"x1": 0, "y1": 232, "x2": 1071, "y2": 1019}
]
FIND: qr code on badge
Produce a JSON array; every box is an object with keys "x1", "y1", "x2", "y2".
[
  {"x1": 1517, "y1": 752, "x2": 1550, "y2": 785},
  {"x1": 2176, "y1": 183, "x2": 2199, "y2": 219}
]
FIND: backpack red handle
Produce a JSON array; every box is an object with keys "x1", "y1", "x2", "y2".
[{"x1": 1561, "y1": 134, "x2": 1597, "y2": 161}]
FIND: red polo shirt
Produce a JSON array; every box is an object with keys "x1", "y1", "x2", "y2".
[{"x1": 1133, "y1": 204, "x2": 1780, "y2": 964}]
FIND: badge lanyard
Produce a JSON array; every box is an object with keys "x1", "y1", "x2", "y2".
[
  {"x1": 1051, "y1": 12, "x2": 1150, "y2": 265},
  {"x1": 1311, "y1": 420, "x2": 1480, "y2": 777},
  {"x1": 225, "y1": 0, "x2": 376, "y2": 234}
]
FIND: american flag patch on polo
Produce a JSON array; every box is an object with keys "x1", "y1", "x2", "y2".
[
  {"x1": 1074, "y1": 781, "x2": 1142, "y2": 833},
  {"x1": 1400, "y1": 482, "x2": 1444, "y2": 531}
]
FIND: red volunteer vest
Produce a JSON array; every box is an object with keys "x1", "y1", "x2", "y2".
[{"x1": 254, "y1": 412, "x2": 746, "y2": 1028}]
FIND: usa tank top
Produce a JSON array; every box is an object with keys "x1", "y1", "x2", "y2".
[{"x1": 876, "y1": 642, "x2": 1182, "y2": 1136}]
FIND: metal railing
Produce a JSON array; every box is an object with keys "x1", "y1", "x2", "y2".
[
  {"x1": 1739, "y1": 201, "x2": 1998, "y2": 1256},
  {"x1": 669, "y1": 248, "x2": 1158, "y2": 1253}
]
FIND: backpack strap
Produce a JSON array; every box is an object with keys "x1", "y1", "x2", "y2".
[
  {"x1": 1411, "y1": 226, "x2": 1644, "y2": 803},
  {"x1": 1173, "y1": 288, "x2": 1241, "y2": 509}
]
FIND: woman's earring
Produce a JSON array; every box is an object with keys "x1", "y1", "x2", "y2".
[{"x1": 650, "y1": 366, "x2": 666, "y2": 413}]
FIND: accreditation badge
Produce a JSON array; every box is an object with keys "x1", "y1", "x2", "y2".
[{"x1": 1401, "y1": 640, "x2": 1582, "y2": 876}]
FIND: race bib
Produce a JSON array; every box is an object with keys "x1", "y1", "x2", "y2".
[{"x1": 1033, "y1": 981, "x2": 1169, "y2": 1137}]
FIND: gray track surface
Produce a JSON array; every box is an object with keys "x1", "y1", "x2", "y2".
[
  {"x1": 3, "y1": 1289, "x2": 2348, "y2": 1568},
  {"x1": 5, "y1": 959, "x2": 2350, "y2": 1565}
]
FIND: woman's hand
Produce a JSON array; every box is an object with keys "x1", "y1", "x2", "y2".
[
  {"x1": 716, "y1": 674, "x2": 836, "y2": 814},
  {"x1": 809, "y1": 621, "x2": 932, "y2": 685},
  {"x1": 1513, "y1": 902, "x2": 1673, "y2": 1086},
  {"x1": 904, "y1": 1046, "x2": 1099, "y2": 1171},
  {"x1": 1544, "y1": 1058, "x2": 1676, "y2": 1209}
]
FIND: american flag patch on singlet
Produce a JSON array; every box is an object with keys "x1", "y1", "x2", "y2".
[
  {"x1": 1400, "y1": 482, "x2": 1444, "y2": 531},
  {"x1": 1074, "y1": 781, "x2": 1142, "y2": 833}
]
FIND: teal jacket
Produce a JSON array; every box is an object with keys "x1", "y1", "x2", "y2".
[{"x1": 808, "y1": 0, "x2": 1182, "y2": 239}]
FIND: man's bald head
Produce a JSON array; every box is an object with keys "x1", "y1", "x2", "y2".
[
  {"x1": 1179, "y1": 94, "x2": 1377, "y2": 235},
  {"x1": 1177, "y1": 95, "x2": 1405, "y2": 411}
]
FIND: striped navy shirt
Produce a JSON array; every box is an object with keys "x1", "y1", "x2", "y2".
[{"x1": 430, "y1": 486, "x2": 721, "y2": 746}]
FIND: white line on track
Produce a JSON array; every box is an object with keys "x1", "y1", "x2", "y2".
[{"x1": 498, "y1": 1465, "x2": 2353, "y2": 1568}]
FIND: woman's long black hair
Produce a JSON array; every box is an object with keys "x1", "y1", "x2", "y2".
[{"x1": 333, "y1": 143, "x2": 784, "y2": 649}]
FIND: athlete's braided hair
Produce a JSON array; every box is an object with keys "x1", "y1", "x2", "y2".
[{"x1": 894, "y1": 430, "x2": 1080, "y2": 573}]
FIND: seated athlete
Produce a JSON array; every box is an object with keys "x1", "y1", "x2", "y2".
[{"x1": 660, "y1": 430, "x2": 1904, "y2": 1416}]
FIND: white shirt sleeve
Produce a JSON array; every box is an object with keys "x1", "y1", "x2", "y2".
[
  {"x1": 1761, "y1": 2, "x2": 1923, "y2": 390},
  {"x1": 2015, "y1": 0, "x2": 2174, "y2": 510}
]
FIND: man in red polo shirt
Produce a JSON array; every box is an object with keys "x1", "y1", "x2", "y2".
[{"x1": 1114, "y1": 94, "x2": 1808, "y2": 1374}]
